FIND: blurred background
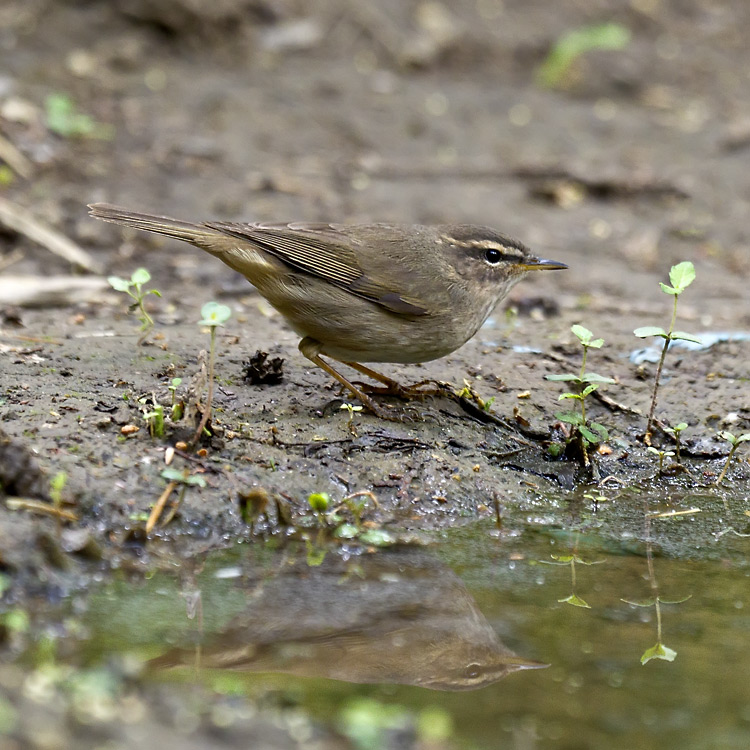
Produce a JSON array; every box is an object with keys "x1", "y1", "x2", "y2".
[{"x1": 2, "y1": 0, "x2": 748, "y2": 307}]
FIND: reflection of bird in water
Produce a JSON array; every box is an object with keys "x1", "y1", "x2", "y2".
[{"x1": 150, "y1": 546, "x2": 546, "y2": 691}]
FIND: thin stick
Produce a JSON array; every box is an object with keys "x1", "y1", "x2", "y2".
[
  {"x1": 146, "y1": 481, "x2": 178, "y2": 533},
  {"x1": 191, "y1": 328, "x2": 217, "y2": 446},
  {"x1": 0, "y1": 197, "x2": 103, "y2": 273},
  {"x1": 0, "y1": 133, "x2": 33, "y2": 178},
  {"x1": 5, "y1": 498, "x2": 78, "y2": 521}
]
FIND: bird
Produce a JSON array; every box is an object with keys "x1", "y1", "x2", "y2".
[{"x1": 89, "y1": 203, "x2": 566, "y2": 417}]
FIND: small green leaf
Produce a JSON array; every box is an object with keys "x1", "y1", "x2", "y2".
[
  {"x1": 634, "y1": 326, "x2": 667, "y2": 338},
  {"x1": 547, "y1": 442, "x2": 564, "y2": 457},
  {"x1": 308, "y1": 492, "x2": 330, "y2": 512},
  {"x1": 556, "y1": 412, "x2": 583, "y2": 425},
  {"x1": 641, "y1": 642, "x2": 677, "y2": 664},
  {"x1": 550, "y1": 554, "x2": 574, "y2": 562},
  {"x1": 737, "y1": 434, "x2": 750, "y2": 443},
  {"x1": 673, "y1": 423, "x2": 688, "y2": 432},
  {"x1": 669, "y1": 261, "x2": 695, "y2": 291},
  {"x1": 558, "y1": 593, "x2": 591, "y2": 608},
  {"x1": 647, "y1": 447, "x2": 662, "y2": 455},
  {"x1": 571, "y1": 324, "x2": 593, "y2": 344},
  {"x1": 581, "y1": 373, "x2": 616, "y2": 384},
  {"x1": 559, "y1": 392, "x2": 582, "y2": 401},
  {"x1": 579, "y1": 426, "x2": 599, "y2": 444},
  {"x1": 536, "y1": 23, "x2": 631, "y2": 88},
  {"x1": 671, "y1": 331, "x2": 702, "y2": 344},
  {"x1": 108, "y1": 276, "x2": 131, "y2": 292},
  {"x1": 659, "y1": 282, "x2": 679, "y2": 296},
  {"x1": 160, "y1": 468, "x2": 206, "y2": 487},
  {"x1": 199, "y1": 301, "x2": 232, "y2": 327},
  {"x1": 131, "y1": 268, "x2": 151, "y2": 285},
  {"x1": 546, "y1": 374, "x2": 581, "y2": 382},
  {"x1": 581, "y1": 384, "x2": 598, "y2": 397},
  {"x1": 588, "y1": 422, "x2": 608, "y2": 440},
  {"x1": 588, "y1": 338, "x2": 604, "y2": 349}
]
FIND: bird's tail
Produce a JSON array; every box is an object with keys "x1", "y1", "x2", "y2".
[{"x1": 88, "y1": 203, "x2": 221, "y2": 247}]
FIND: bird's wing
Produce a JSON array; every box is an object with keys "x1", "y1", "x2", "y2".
[{"x1": 204, "y1": 221, "x2": 429, "y2": 316}]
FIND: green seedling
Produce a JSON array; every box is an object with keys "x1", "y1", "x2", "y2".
[
  {"x1": 108, "y1": 268, "x2": 162, "y2": 344},
  {"x1": 191, "y1": 302, "x2": 232, "y2": 446},
  {"x1": 143, "y1": 403, "x2": 165, "y2": 438},
  {"x1": 647, "y1": 446, "x2": 675, "y2": 476},
  {"x1": 716, "y1": 431, "x2": 750, "y2": 485},
  {"x1": 634, "y1": 261, "x2": 700, "y2": 443},
  {"x1": 168, "y1": 378, "x2": 183, "y2": 421},
  {"x1": 308, "y1": 492, "x2": 331, "y2": 527},
  {"x1": 340, "y1": 402, "x2": 363, "y2": 436},
  {"x1": 664, "y1": 422, "x2": 688, "y2": 463},
  {"x1": 161, "y1": 467, "x2": 207, "y2": 488},
  {"x1": 547, "y1": 324, "x2": 615, "y2": 464},
  {"x1": 457, "y1": 380, "x2": 495, "y2": 413},
  {"x1": 45, "y1": 93, "x2": 114, "y2": 139},
  {"x1": 536, "y1": 23, "x2": 631, "y2": 88}
]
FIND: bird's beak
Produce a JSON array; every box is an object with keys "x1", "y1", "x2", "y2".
[{"x1": 522, "y1": 257, "x2": 568, "y2": 271}]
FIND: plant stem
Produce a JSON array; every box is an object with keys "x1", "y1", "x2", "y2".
[
  {"x1": 645, "y1": 295, "x2": 680, "y2": 442},
  {"x1": 716, "y1": 444, "x2": 738, "y2": 485},
  {"x1": 191, "y1": 327, "x2": 216, "y2": 447},
  {"x1": 644, "y1": 338, "x2": 669, "y2": 443}
]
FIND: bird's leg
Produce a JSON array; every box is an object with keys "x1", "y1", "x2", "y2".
[
  {"x1": 343, "y1": 360, "x2": 447, "y2": 400},
  {"x1": 298, "y1": 338, "x2": 401, "y2": 419}
]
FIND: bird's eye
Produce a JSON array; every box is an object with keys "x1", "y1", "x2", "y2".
[
  {"x1": 464, "y1": 663, "x2": 481, "y2": 679},
  {"x1": 484, "y1": 248, "x2": 502, "y2": 264}
]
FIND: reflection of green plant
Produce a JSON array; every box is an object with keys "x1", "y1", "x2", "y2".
[
  {"x1": 45, "y1": 93, "x2": 114, "y2": 139},
  {"x1": 540, "y1": 550, "x2": 604, "y2": 609},
  {"x1": 108, "y1": 268, "x2": 162, "y2": 344},
  {"x1": 716, "y1": 431, "x2": 750, "y2": 485},
  {"x1": 547, "y1": 324, "x2": 615, "y2": 463},
  {"x1": 622, "y1": 594, "x2": 690, "y2": 665},
  {"x1": 634, "y1": 261, "x2": 700, "y2": 443},
  {"x1": 536, "y1": 23, "x2": 631, "y2": 88},
  {"x1": 338, "y1": 698, "x2": 411, "y2": 750},
  {"x1": 583, "y1": 491, "x2": 608, "y2": 511}
]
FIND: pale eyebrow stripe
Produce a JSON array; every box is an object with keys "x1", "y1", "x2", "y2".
[{"x1": 440, "y1": 235, "x2": 524, "y2": 257}]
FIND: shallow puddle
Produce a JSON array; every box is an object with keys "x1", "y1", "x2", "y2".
[{"x1": 54, "y1": 509, "x2": 750, "y2": 750}]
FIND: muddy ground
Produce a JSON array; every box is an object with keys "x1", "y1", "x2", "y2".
[{"x1": 1, "y1": 0, "x2": 749, "y2": 747}]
